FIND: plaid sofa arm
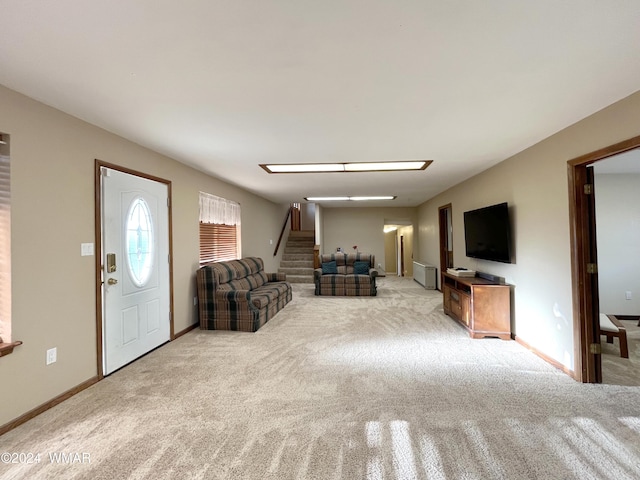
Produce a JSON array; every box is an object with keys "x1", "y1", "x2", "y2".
[
  {"x1": 369, "y1": 268, "x2": 379, "y2": 278},
  {"x1": 266, "y1": 272, "x2": 287, "y2": 282}
]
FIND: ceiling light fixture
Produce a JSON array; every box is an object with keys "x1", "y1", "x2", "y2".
[
  {"x1": 260, "y1": 160, "x2": 431, "y2": 174},
  {"x1": 265, "y1": 163, "x2": 344, "y2": 173},
  {"x1": 304, "y1": 196, "x2": 396, "y2": 202},
  {"x1": 343, "y1": 161, "x2": 428, "y2": 172}
]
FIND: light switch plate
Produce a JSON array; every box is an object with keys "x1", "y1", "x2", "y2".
[
  {"x1": 81, "y1": 243, "x2": 94, "y2": 256},
  {"x1": 46, "y1": 347, "x2": 57, "y2": 365}
]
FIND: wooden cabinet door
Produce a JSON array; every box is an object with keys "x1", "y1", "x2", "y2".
[
  {"x1": 443, "y1": 285, "x2": 452, "y2": 313},
  {"x1": 459, "y1": 292, "x2": 471, "y2": 326}
]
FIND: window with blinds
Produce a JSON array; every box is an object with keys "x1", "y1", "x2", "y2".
[
  {"x1": 199, "y1": 192, "x2": 241, "y2": 266},
  {"x1": 199, "y1": 223, "x2": 238, "y2": 265},
  {"x1": 0, "y1": 137, "x2": 11, "y2": 344}
]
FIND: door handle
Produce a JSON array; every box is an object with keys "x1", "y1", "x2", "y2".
[{"x1": 107, "y1": 278, "x2": 118, "y2": 285}]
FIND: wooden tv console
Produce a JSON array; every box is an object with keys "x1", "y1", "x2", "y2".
[{"x1": 442, "y1": 272, "x2": 512, "y2": 340}]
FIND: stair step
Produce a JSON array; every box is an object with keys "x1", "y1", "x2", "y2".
[
  {"x1": 279, "y1": 267, "x2": 314, "y2": 276},
  {"x1": 284, "y1": 247, "x2": 314, "y2": 254},
  {"x1": 280, "y1": 260, "x2": 314, "y2": 268},
  {"x1": 283, "y1": 253, "x2": 314, "y2": 261},
  {"x1": 288, "y1": 230, "x2": 315, "y2": 238},
  {"x1": 285, "y1": 274, "x2": 315, "y2": 284},
  {"x1": 286, "y1": 240, "x2": 315, "y2": 247},
  {"x1": 278, "y1": 230, "x2": 316, "y2": 283}
]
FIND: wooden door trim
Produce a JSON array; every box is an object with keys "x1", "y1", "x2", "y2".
[
  {"x1": 399, "y1": 235, "x2": 405, "y2": 277},
  {"x1": 438, "y1": 204, "x2": 452, "y2": 289},
  {"x1": 94, "y1": 159, "x2": 175, "y2": 380},
  {"x1": 567, "y1": 135, "x2": 640, "y2": 382}
]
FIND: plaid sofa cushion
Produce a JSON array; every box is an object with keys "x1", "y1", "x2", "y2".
[
  {"x1": 344, "y1": 274, "x2": 374, "y2": 296},
  {"x1": 251, "y1": 282, "x2": 290, "y2": 309},
  {"x1": 211, "y1": 257, "x2": 264, "y2": 284}
]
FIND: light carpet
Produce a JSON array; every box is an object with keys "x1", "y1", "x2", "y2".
[{"x1": 2, "y1": 276, "x2": 640, "y2": 479}]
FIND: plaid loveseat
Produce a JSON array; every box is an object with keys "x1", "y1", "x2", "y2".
[
  {"x1": 314, "y1": 253, "x2": 378, "y2": 296},
  {"x1": 196, "y1": 257, "x2": 292, "y2": 332}
]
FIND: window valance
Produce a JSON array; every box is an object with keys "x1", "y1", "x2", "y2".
[{"x1": 199, "y1": 192, "x2": 241, "y2": 225}]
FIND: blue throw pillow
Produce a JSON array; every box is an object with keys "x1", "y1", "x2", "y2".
[
  {"x1": 322, "y1": 261, "x2": 338, "y2": 274},
  {"x1": 353, "y1": 261, "x2": 369, "y2": 275}
]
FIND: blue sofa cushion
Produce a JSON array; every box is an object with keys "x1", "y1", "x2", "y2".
[
  {"x1": 322, "y1": 261, "x2": 338, "y2": 274},
  {"x1": 353, "y1": 261, "x2": 369, "y2": 275}
]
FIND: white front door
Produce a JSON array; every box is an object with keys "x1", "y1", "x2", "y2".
[{"x1": 101, "y1": 167, "x2": 171, "y2": 375}]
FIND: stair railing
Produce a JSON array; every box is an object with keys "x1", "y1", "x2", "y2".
[{"x1": 273, "y1": 205, "x2": 296, "y2": 256}]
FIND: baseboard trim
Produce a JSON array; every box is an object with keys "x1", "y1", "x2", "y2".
[
  {"x1": 174, "y1": 322, "x2": 199, "y2": 339},
  {"x1": 0, "y1": 376, "x2": 100, "y2": 436},
  {"x1": 514, "y1": 335, "x2": 576, "y2": 380},
  {"x1": 1, "y1": 324, "x2": 199, "y2": 437}
]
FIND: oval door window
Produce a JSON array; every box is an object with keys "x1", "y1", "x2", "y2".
[{"x1": 125, "y1": 197, "x2": 154, "y2": 287}]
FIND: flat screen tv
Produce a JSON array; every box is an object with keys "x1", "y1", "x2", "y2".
[{"x1": 464, "y1": 202, "x2": 512, "y2": 263}]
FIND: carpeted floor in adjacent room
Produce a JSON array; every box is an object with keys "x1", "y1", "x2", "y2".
[{"x1": 1, "y1": 276, "x2": 640, "y2": 479}]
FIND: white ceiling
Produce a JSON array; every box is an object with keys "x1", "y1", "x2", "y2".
[{"x1": 1, "y1": 1, "x2": 639, "y2": 207}]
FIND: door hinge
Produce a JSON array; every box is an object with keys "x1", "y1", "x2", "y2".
[
  {"x1": 167, "y1": 197, "x2": 170, "y2": 207},
  {"x1": 584, "y1": 183, "x2": 593, "y2": 195},
  {"x1": 587, "y1": 263, "x2": 598, "y2": 274},
  {"x1": 589, "y1": 343, "x2": 602, "y2": 354}
]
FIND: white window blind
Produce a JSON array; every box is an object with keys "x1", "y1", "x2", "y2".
[
  {"x1": 0, "y1": 154, "x2": 11, "y2": 342},
  {"x1": 199, "y1": 192, "x2": 241, "y2": 265}
]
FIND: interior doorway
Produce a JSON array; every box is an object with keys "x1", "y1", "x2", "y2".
[
  {"x1": 384, "y1": 228, "x2": 398, "y2": 275},
  {"x1": 384, "y1": 220, "x2": 413, "y2": 277},
  {"x1": 568, "y1": 135, "x2": 640, "y2": 383}
]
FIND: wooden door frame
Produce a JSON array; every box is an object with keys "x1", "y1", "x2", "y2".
[
  {"x1": 568, "y1": 135, "x2": 640, "y2": 382},
  {"x1": 94, "y1": 159, "x2": 175, "y2": 380},
  {"x1": 399, "y1": 235, "x2": 405, "y2": 277},
  {"x1": 438, "y1": 204, "x2": 452, "y2": 290}
]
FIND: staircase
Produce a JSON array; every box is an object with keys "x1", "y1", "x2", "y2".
[{"x1": 278, "y1": 230, "x2": 315, "y2": 283}]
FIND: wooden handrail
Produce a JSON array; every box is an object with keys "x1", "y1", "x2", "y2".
[{"x1": 273, "y1": 207, "x2": 293, "y2": 256}]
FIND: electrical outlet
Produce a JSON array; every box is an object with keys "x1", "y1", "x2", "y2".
[
  {"x1": 46, "y1": 347, "x2": 57, "y2": 365},
  {"x1": 626, "y1": 291, "x2": 632, "y2": 300}
]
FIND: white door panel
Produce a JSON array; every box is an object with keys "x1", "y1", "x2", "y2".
[{"x1": 102, "y1": 168, "x2": 170, "y2": 375}]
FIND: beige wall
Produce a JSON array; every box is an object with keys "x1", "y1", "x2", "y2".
[
  {"x1": 321, "y1": 207, "x2": 417, "y2": 268},
  {"x1": 300, "y1": 203, "x2": 315, "y2": 231},
  {"x1": 595, "y1": 174, "x2": 640, "y2": 315},
  {"x1": 0, "y1": 85, "x2": 288, "y2": 427},
  {"x1": 384, "y1": 231, "x2": 397, "y2": 273},
  {"x1": 315, "y1": 204, "x2": 323, "y2": 247},
  {"x1": 417, "y1": 90, "x2": 640, "y2": 372}
]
